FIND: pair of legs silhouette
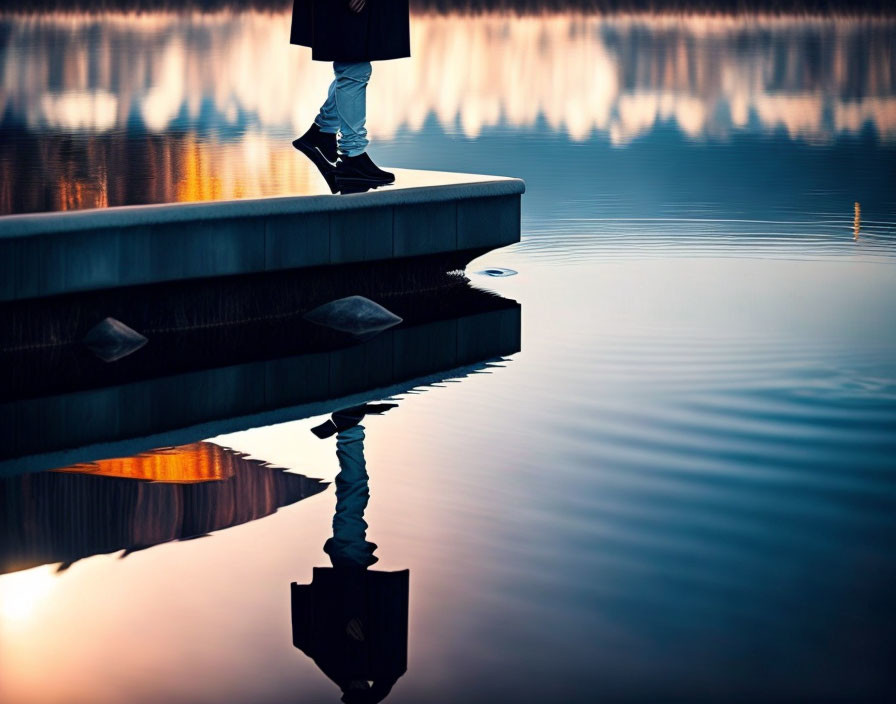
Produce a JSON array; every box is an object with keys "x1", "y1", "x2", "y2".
[
  {"x1": 294, "y1": 62, "x2": 394, "y2": 191},
  {"x1": 315, "y1": 61, "x2": 371, "y2": 157}
]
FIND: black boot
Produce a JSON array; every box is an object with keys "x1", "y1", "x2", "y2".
[
  {"x1": 293, "y1": 124, "x2": 339, "y2": 192},
  {"x1": 293, "y1": 123, "x2": 338, "y2": 165},
  {"x1": 335, "y1": 152, "x2": 395, "y2": 190}
]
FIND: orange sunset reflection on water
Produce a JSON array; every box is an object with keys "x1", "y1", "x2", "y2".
[
  {"x1": 54, "y1": 442, "x2": 239, "y2": 482},
  {"x1": 0, "y1": 10, "x2": 894, "y2": 212}
]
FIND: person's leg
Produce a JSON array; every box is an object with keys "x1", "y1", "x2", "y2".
[
  {"x1": 333, "y1": 61, "x2": 372, "y2": 156},
  {"x1": 293, "y1": 68, "x2": 339, "y2": 180},
  {"x1": 328, "y1": 61, "x2": 393, "y2": 187},
  {"x1": 314, "y1": 75, "x2": 340, "y2": 135}
]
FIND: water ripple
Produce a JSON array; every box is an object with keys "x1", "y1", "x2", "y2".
[{"x1": 517, "y1": 213, "x2": 896, "y2": 263}]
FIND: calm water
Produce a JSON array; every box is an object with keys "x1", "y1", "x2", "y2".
[{"x1": 2, "y1": 8, "x2": 896, "y2": 704}]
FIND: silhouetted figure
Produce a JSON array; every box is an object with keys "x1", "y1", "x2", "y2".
[{"x1": 292, "y1": 404, "x2": 409, "y2": 703}]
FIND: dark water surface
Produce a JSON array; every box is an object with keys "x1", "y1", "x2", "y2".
[{"x1": 1, "y1": 9, "x2": 896, "y2": 704}]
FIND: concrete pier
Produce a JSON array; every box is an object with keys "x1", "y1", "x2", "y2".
[{"x1": 0, "y1": 169, "x2": 525, "y2": 302}]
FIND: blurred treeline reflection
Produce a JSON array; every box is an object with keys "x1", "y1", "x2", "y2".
[{"x1": 1, "y1": 0, "x2": 894, "y2": 15}]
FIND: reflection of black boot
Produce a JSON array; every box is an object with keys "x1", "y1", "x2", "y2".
[
  {"x1": 311, "y1": 404, "x2": 397, "y2": 439},
  {"x1": 311, "y1": 408, "x2": 363, "y2": 439},
  {"x1": 335, "y1": 152, "x2": 395, "y2": 191},
  {"x1": 293, "y1": 124, "x2": 339, "y2": 192}
]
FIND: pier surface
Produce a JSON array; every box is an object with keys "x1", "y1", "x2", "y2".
[{"x1": 0, "y1": 168, "x2": 524, "y2": 302}]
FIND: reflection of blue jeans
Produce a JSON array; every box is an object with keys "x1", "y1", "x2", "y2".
[
  {"x1": 324, "y1": 424, "x2": 378, "y2": 567},
  {"x1": 315, "y1": 61, "x2": 371, "y2": 157}
]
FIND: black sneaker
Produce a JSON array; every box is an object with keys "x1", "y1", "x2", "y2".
[
  {"x1": 335, "y1": 152, "x2": 395, "y2": 191},
  {"x1": 292, "y1": 124, "x2": 339, "y2": 192}
]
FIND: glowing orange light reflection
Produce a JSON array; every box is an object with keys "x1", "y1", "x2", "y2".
[{"x1": 54, "y1": 442, "x2": 237, "y2": 483}]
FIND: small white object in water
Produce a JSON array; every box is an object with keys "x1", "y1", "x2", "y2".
[
  {"x1": 82, "y1": 317, "x2": 148, "y2": 362},
  {"x1": 303, "y1": 295, "x2": 403, "y2": 336},
  {"x1": 476, "y1": 267, "x2": 518, "y2": 277}
]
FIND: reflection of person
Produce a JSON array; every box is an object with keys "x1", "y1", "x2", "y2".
[
  {"x1": 292, "y1": 404, "x2": 408, "y2": 703},
  {"x1": 290, "y1": 0, "x2": 410, "y2": 190}
]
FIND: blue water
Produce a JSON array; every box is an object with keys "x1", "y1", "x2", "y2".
[{"x1": 1, "y1": 10, "x2": 895, "y2": 704}]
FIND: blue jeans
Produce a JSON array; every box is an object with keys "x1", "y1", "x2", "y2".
[{"x1": 314, "y1": 61, "x2": 371, "y2": 157}]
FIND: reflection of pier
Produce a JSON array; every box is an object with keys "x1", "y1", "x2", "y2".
[
  {"x1": 0, "y1": 441, "x2": 328, "y2": 576},
  {"x1": 0, "y1": 276, "x2": 521, "y2": 475}
]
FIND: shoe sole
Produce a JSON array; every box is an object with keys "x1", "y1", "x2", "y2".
[{"x1": 334, "y1": 175, "x2": 395, "y2": 190}]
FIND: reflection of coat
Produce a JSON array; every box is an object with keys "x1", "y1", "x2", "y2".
[
  {"x1": 290, "y1": 0, "x2": 411, "y2": 63},
  {"x1": 292, "y1": 568, "x2": 409, "y2": 703}
]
